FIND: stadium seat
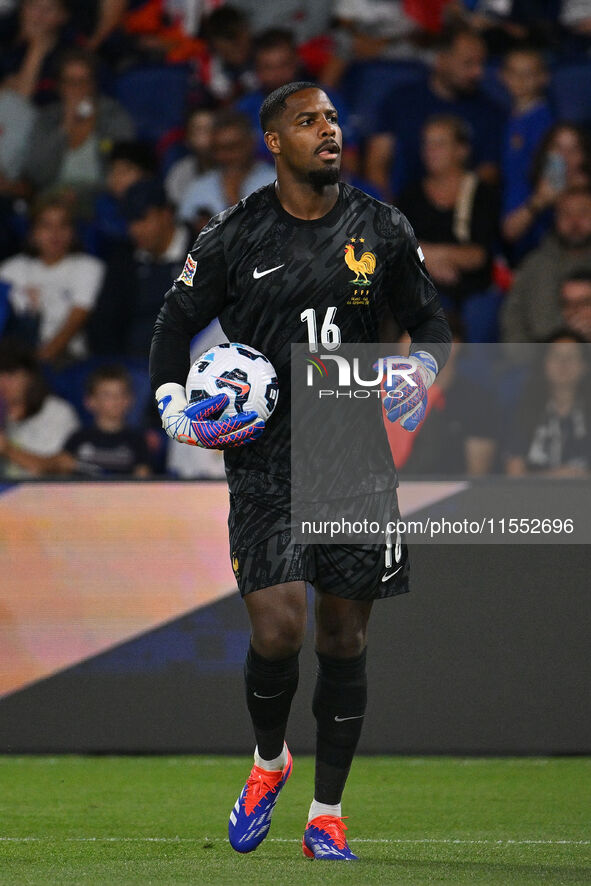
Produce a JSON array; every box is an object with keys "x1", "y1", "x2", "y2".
[
  {"x1": 114, "y1": 65, "x2": 190, "y2": 143},
  {"x1": 549, "y1": 62, "x2": 591, "y2": 124}
]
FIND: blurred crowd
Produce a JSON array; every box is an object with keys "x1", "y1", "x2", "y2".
[{"x1": 1, "y1": 0, "x2": 591, "y2": 479}]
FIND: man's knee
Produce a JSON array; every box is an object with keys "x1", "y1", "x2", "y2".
[
  {"x1": 316, "y1": 625, "x2": 367, "y2": 659},
  {"x1": 252, "y1": 618, "x2": 305, "y2": 659},
  {"x1": 246, "y1": 582, "x2": 307, "y2": 659},
  {"x1": 315, "y1": 595, "x2": 372, "y2": 658}
]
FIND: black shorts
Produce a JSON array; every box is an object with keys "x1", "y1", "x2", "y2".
[{"x1": 229, "y1": 493, "x2": 410, "y2": 600}]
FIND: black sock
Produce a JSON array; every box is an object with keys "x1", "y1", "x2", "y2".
[
  {"x1": 312, "y1": 648, "x2": 367, "y2": 805},
  {"x1": 244, "y1": 644, "x2": 299, "y2": 761}
]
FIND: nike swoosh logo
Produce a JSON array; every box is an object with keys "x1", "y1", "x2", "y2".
[
  {"x1": 253, "y1": 690, "x2": 285, "y2": 699},
  {"x1": 253, "y1": 264, "x2": 284, "y2": 279},
  {"x1": 214, "y1": 377, "x2": 250, "y2": 395},
  {"x1": 382, "y1": 563, "x2": 403, "y2": 582},
  {"x1": 334, "y1": 714, "x2": 364, "y2": 722}
]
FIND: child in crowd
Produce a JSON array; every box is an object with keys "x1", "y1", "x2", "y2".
[
  {"x1": 499, "y1": 46, "x2": 555, "y2": 261},
  {"x1": 63, "y1": 365, "x2": 151, "y2": 477},
  {"x1": 85, "y1": 140, "x2": 158, "y2": 256},
  {"x1": 0, "y1": 363, "x2": 151, "y2": 477}
]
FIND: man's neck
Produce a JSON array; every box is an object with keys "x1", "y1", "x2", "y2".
[{"x1": 275, "y1": 179, "x2": 339, "y2": 220}]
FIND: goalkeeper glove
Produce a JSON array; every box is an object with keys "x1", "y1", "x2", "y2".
[
  {"x1": 379, "y1": 350, "x2": 438, "y2": 431},
  {"x1": 155, "y1": 382, "x2": 265, "y2": 449}
]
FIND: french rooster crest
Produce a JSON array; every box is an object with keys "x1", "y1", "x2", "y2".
[{"x1": 344, "y1": 239, "x2": 376, "y2": 285}]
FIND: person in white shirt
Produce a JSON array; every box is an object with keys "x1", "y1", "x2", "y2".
[
  {"x1": 0, "y1": 197, "x2": 105, "y2": 364},
  {"x1": 0, "y1": 341, "x2": 79, "y2": 477}
]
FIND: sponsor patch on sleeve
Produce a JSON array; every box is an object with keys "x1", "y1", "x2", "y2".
[
  {"x1": 417, "y1": 246, "x2": 425, "y2": 263},
  {"x1": 177, "y1": 254, "x2": 197, "y2": 286}
]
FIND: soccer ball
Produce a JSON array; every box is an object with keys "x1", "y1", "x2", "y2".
[{"x1": 186, "y1": 342, "x2": 279, "y2": 421}]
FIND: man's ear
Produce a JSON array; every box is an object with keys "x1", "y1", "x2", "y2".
[{"x1": 264, "y1": 130, "x2": 280, "y2": 156}]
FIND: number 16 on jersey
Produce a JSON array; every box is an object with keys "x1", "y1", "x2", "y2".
[{"x1": 301, "y1": 307, "x2": 341, "y2": 352}]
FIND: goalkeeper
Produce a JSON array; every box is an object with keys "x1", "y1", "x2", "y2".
[{"x1": 150, "y1": 81, "x2": 451, "y2": 861}]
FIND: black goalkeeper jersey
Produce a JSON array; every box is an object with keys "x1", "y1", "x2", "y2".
[{"x1": 150, "y1": 182, "x2": 450, "y2": 499}]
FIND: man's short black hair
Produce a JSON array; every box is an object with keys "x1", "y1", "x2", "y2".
[{"x1": 259, "y1": 81, "x2": 319, "y2": 132}]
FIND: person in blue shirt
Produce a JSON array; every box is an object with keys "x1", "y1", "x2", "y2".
[
  {"x1": 499, "y1": 46, "x2": 554, "y2": 264},
  {"x1": 364, "y1": 24, "x2": 506, "y2": 200}
]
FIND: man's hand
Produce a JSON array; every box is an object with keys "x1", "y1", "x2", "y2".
[
  {"x1": 379, "y1": 351, "x2": 437, "y2": 432},
  {"x1": 156, "y1": 383, "x2": 265, "y2": 449}
]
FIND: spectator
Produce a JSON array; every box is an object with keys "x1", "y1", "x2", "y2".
[
  {"x1": 236, "y1": 28, "x2": 357, "y2": 166},
  {"x1": 165, "y1": 109, "x2": 215, "y2": 209},
  {"x1": 397, "y1": 114, "x2": 500, "y2": 339},
  {"x1": 0, "y1": 340, "x2": 79, "y2": 478},
  {"x1": 364, "y1": 24, "x2": 506, "y2": 199},
  {"x1": 199, "y1": 6, "x2": 257, "y2": 104},
  {"x1": 501, "y1": 187, "x2": 591, "y2": 342},
  {"x1": 236, "y1": 28, "x2": 313, "y2": 153},
  {"x1": 85, "y1": 140, "x2": 159, "y2": 256},
  {"x1": 0, "y1": 197, "x2": 105, "y2": 364},
  {"x1": 558, "y1": 269, "x2": 591, "y2": 341},
  {"x1": 90, "y1": 178, "x2": 192, "y2": 358},
  {"x1": 60, "y1": 365, "x2": 151, "y2": 477},
  {"x1": 179, "y1": 110, "x2": 274, "y2": 226},
  {"x1": 499, "y1": 46, "x2": 554, "y2": 263},
  {"x1": 506, "y1": 332, "x2": 591, "y2": 476},
  {"x1": 386, "y1": 321, "x2": 499, "y2": 475},
  {"x1": 0, "y1": 0, "x2": 70, "y2": 106},
  {"x1": 502, "y1": 122, "x2": 591, "y2": 262},
  {"x1": 23, "y1": 49, "x2": 135, "y2": 206}
]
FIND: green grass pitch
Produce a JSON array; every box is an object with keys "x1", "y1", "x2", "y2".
[{"x1": 0, "y1": 756, "x2": 589, "y2": 885}]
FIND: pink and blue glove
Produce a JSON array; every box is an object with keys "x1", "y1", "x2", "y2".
[
  {"x1": 379, "y1": 350, "x2": 438, "y2": 431},
  {"x1": 156, "y1": 382, "x2": 265, "y2": 449}
]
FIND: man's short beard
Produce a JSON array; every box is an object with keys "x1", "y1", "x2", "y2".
[{"x1": 307, "y1": 166, "x2": 340, "y2": 192}]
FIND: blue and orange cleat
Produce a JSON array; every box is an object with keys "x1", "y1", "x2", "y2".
[
  {"x1": 302, "y1": 815, "x2": 359, "y2": 860},
  {"x1": 228, "y1": 747, "x2": 293, "y2": 853}
]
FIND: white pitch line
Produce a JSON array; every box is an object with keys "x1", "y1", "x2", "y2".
[{"x1": 0, "y1": 837, "x2": 589, "y2": 846}]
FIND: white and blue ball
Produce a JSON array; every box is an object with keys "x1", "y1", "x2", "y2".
[{"x1": 186, "y1": 342, "x2": 279, "y2": 421}]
